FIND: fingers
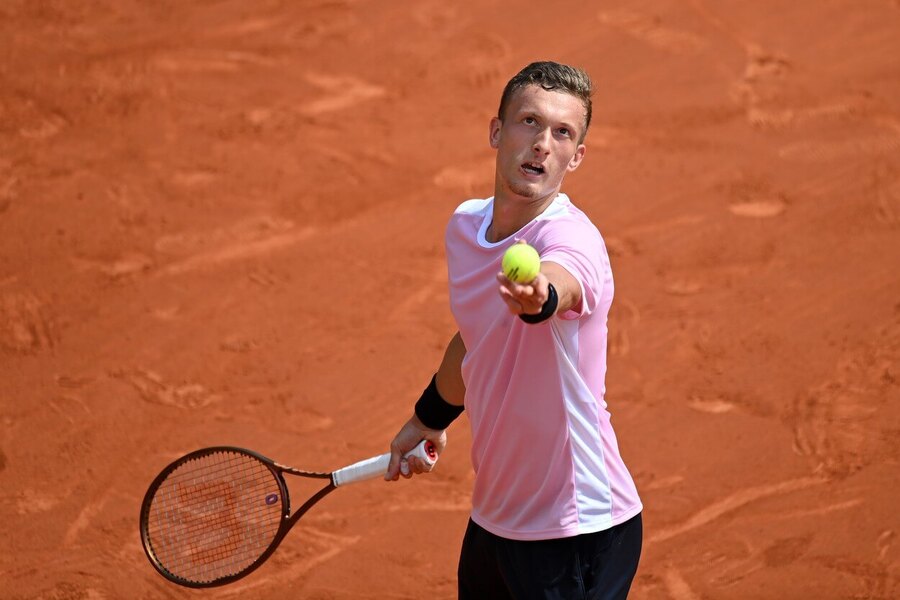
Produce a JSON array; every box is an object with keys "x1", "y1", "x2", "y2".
[
  {"x1": 385, "y1": 444, "x2": 403, "y2": 481},
  {"x1": 497, "y1": 271, "x2": 536, "y2": 292},
  {"x1": 389, "y1": 452, "x2": 435, "y2": 480},
  {"x1": 385, "y1": 418, "x2": 446, "y2": 481},
  {"x1": 385, "y1": 436, "x2": 435, "y2": 481},
  {"x1": 498, "y1": 286, "x2": 524, "y2": 314},
  {"x1": 386, "y1": 456, "x2": 415, "y2": 481},
  {"x1": 406, "y1": 455, "x2": 435, "y2": 475},
  {"x1": 497, "y1": 272, "x2": 547, "y2": 315}
]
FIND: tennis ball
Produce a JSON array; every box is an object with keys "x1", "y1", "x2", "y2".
[{"x1": 502, "y1": 243, "x2": 541, "y2": 283}]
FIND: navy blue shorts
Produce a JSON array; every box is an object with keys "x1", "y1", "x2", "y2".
[{"x1": 458, "y1": 513, "x2": 642, "y2": 600}]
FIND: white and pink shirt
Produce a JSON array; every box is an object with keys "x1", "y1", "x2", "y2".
[{"x1": 446, "y1": 193, "x2": 642, "y2": 541}]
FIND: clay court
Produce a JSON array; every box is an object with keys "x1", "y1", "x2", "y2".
[{"x1": 1, "y1": 1, "x2": 898, "y2": 598}]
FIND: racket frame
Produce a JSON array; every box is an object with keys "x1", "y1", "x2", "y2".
[
  {"x1": 139, "y1": 446, "x2": 335, "y2": 588},
  {"x1": 139, "y1": 440, "x2": 435, "y2": 588}
]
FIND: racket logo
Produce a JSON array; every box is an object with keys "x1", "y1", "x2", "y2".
[{"x1": 265, "y1": 493, "x2": 279, "y2": 505}]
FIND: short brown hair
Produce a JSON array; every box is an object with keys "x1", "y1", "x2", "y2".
[{"x1": 497, "y1": 61, "x2": 593, "y2": 141}]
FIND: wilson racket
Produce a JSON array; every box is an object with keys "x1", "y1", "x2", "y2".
[{"x1": 139, "y1": 440, "x2": 436, "y2": 588}]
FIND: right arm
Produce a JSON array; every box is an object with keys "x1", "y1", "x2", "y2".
[{"x1": 384, "y1": 332, "x2": 466, "y2": 480}]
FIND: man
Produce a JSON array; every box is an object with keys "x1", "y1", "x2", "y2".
[{"x1": 385, "y1": 61, "x2": 643, "y2": 599}]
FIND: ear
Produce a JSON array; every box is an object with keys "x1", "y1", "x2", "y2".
[
  {"x1": 567, "y1": 144, "x2": 587, "y2": 172},
  {"x1": 489, "y1": 117, "x2": 502, "y2": 149}
]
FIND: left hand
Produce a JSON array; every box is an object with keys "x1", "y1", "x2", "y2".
[
  {"x1": 385, "y1": 414, "x2": 447, "y2": 481},
  {"x1": 497, "y1": 270, "x2": 550, "y2": 316}
]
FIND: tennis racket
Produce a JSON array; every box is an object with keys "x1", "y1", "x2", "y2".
[{"x1": 139, "y1": 440, "x2": 436, "y2": 588}]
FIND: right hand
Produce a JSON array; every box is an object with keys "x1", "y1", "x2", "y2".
[{"x1": 385, "y1": 414, "x2": 447, "y2": 481}]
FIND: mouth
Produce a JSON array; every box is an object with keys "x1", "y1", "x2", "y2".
[{"x1": 521, "y1": 162, "x2": 545, "y2": 176}]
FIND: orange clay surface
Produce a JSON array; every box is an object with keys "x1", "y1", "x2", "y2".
[{"x1": 1, "y1": 1, "x2": 899, "y2": 599}]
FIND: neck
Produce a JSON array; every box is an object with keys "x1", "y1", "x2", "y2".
[{"x1": 487, "y1": 190, "x2": 559, "y2": 243}]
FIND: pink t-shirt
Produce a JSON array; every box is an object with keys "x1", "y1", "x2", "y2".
[{"x1": 446, "y1": 193, "x2": 642, "y2": 541}]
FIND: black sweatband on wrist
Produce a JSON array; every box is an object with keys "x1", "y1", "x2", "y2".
[
  {"x1": 414, "y1": 374, "x2": 464, "y2": 430},
  {"x1": 519, "y1": 283, "x2": 559, "y2": 324}
]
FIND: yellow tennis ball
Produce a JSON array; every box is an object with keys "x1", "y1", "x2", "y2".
[{"x1": 502, "y1": 243, "x2": 541, "y2": 283}]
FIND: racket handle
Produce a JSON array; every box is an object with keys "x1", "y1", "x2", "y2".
[{"x1": 332, "y1": 440, "x2": 437, "y2": 487}]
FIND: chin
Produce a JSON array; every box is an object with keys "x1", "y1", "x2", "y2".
[{"x1": 507, "y1": 181, "x2": 544, "y2": 199}]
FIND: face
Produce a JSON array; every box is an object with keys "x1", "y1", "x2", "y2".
[{"x1": 489, "y1": 85, "x2": 587, "y2": 204}]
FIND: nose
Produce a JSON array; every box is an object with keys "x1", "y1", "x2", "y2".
[{"x1": 532, "y1": 128, "x2": 551, "y2": 155}]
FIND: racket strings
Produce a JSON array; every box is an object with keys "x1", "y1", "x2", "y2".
[{"x1": 145, "y1": 451, "x2": 283, "y2": 584}]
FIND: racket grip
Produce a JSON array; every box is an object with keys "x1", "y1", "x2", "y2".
[{"x1": 332, "y1": 440, "x2": 437, "y2": 487}]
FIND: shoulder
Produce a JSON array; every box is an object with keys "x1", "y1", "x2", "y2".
[
  {"x1": 534, "y1": 195, "x2": 603, "y2": 246},
  {"x1": 446, "y1": 197, "x2": 492, "y2": 243},
  {"x1": 452, "y1": 197, "x2": 492, "y2": 216}
]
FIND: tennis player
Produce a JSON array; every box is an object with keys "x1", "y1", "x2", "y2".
[{"x1": 386, "y1": 61, "x2": 643, "y2": 599}]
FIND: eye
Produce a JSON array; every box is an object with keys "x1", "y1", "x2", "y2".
[
  {"x1": 557, "y1": 127, "x2": 571, "y2": 137},
  {"x1": 524, "y1": 116, "x2": 537, "y2": 125}
]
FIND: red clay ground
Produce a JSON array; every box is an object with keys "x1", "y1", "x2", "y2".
[{"x1": 1, "y1": 1, "x2": 899, "y2": 598}]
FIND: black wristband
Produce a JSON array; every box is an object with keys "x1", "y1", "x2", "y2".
[
  {"x1": 414, "y1": 374, "x2": 464, "y2": 430},
  {"x1": 519, "y1": 283, "x2": 559, "y2": 324}
]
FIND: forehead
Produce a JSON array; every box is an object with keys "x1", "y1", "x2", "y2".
[{"x1": 506, "y1": 84, "x2": 587, "y2": 128}]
